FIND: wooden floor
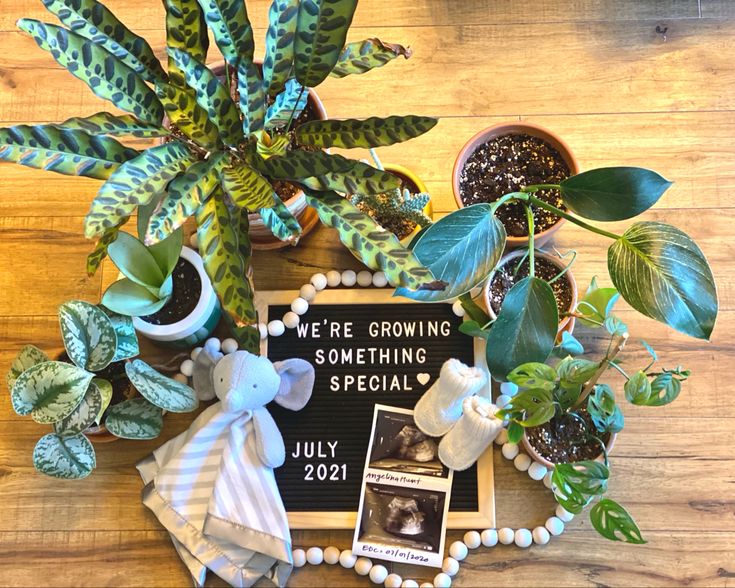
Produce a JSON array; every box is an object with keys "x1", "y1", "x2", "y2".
[{"x1": 1, "y1": 0, "x2": 734, "y2": 586}]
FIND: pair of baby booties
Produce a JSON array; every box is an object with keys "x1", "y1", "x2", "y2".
[{"x1": 414, "y1": 359, "x2": 503, "y2": 471}]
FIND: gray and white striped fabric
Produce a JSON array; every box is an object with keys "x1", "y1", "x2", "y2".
[{"x1": 137, "y1": 402, "x2": 293, "y2": 588}]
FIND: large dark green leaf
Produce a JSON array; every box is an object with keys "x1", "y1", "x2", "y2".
[
  {"x1": 395, "y1": 204, "x2": 506, "y2": 302},
  {"x1": 294, "y1": 0, "x2": 358, "y2": 87},
  {"x1": 237, "y1": 60, "x2": 266, "y2": 134},
  {"x1": 221, "y1": 163, "x2": 276, "y2": 212},
  {"x1": 263, "y1": 0, "x2": 299, "y2": 96},
  {"x1": 56, "y1": 112, "x2": 170, "y2": 138},
  {"x1": 484, "y1": 277, "x2": 558, "y2": 381},
  {"x1": 146, "y1": 153, "x2": 227, "y2": 245},
  {"x1": 589, "y1": 499, "x2": 646, "y2": 544},
  {"x1": 18, "y1": 19, "x2": 163, "y2": 124},
  {"x1": 608, "y1": 221, "x2": 717, "y2": 340},
  {"x1": 196, "y1": 189, "x2": 257, "y2": 326},
  {"x1": 304, "y1": 188, "x2": 440, "y2": 291},
  {"x1": 330, "y1": 38, "x2": 412, "y2": 78},
  {"x1": 168, "y1": 48, "x2": 242, "y2": 146},
  {"x1": 198, "y1": 0, "x2": 254, "y2": 66},
  {"x1": 84, "y1": 141, "x2": 197, "y2": 238},
  {"x1": 561, "y1": 167, "x2": 672, "y2": 221},
  {"x1": 155, "y1": 82, "x2": 220, "y2": 150},
  {"x1": 0, "y1": 125, "x2": 137, "y2": 180},
  {"x1": 295, "y1": 116, "x2": 437, "y2": 149},
  {"x1": 265, "y1": 79, "x2": 307, "y2": 130},
  {"x1": 163, "y1": 0, "x2": 208, "y2": 86},
  {"x1": 41, "y1": 0, "x2": 166, "y2": 83},
  {"x1": 259, "y1": 194, "x2": 302, "y2": 244}
]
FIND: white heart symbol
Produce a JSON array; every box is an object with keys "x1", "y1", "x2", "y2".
[{"x1": 416, "y1": 373, "x2": 431, "y2": 386}]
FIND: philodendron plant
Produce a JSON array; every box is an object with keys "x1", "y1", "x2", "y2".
[
  {"x1": 397, "y1": 166, "x2": 718, "y2": 379},
  {"x1": 102, "y1": 229, "x2": 183, "y2": 317},
  {"x1": 497, "y1": 287, "x2": 690, "y2": 544},
  {"x1": 7, "y1": 301, "x2": 198, "y2": 479},
  {"x1": 0, "y1": 0, "x2": 441, "y2": 352}
]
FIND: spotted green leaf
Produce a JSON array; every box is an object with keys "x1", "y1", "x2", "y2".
[
  {"x1": 155, "y1": 83, "x2": 220, "y2": 150},
  {"x1": 296, "y1": 116, "x2": 437, "y2": 149},
  {"x1": 590, "y1": 499, "x2": 646, "y2": 544},
  {"x1": 84, "y1": 141, "x2": 197, "y2": 238},
  {"x1": 55, "y1": 112, "x2": 170, "y2": 138},
  {"x1": 167, "y1": 48, "x2": 242, "y2": 146},
  {"x1": 238, "y1": 60, "x2": 266, "y2": 134},
  {"x1": 146, "y1": 153, "x2": 227, "y2": 245},
  {"x1": 304, "y1": 188, "x2": 439, "y2": 291},
  {"x1": 41, "y1": 0, "x2": 166, "y2": 83},
  {"x1": 196, "y1": 191, "x2": 257, "y2": 326},
  {"x1": 198, "y1": 0, "x2": 254, "y2": 66},
  {"x1": 265, "y1": 79, "x2": 307, "y2": 130},
  {"x1": 18, "y1": 19, "x2": 163, "y2": 124},
  {"x1": 11, "y1": 361, "x2": 93, "y2": 423},
  {"x1": 222, "y1": 163, "x2": 276, "y2": 212},
  {"x1": 0, "y1": 124, "x2": 138, "y2": 180},
  {"x1": 126, "y1": 359, "x2": 198, "y2": 413},
  {"x1": 91, "y1": 377, "x2": 113, "y2": 424},
  {"x1": 223, "y1": 315, "x2": 261, "y2": 355},
  {"x1": 294, "y1": 0, "x2": 358, "y2": 88},
  {"x1": 258, "y1": 150, "x2": 353, "y2": 179},
  {"x1": 260, "y1": 194, "x2": 302, "y2": 244},
  {"x1": 164, "y1": 0, "x2": 208, "y2": 86},
  {"x1": 330, "y1": 38, "x2": 412, "y2": 78},
  {"x1": 104, "y1": 397, "x2": 163, "y2": 440},
  {"x1": 7, "y1": 345, "x2": 49, "y2": 393},
  {"x1": 33, "y1": 433, "x2": 96, "y2": 479},
  {"x1": 86, "y1": 220, "x2": 127, "y2": 277},
  {"x1": 59, "y1": 300, "x2": 117, "y2": 371},
  {"x1": 608, "y1": 221, "x2": 718, "y2": 340},
  {"x1": 54, "y1": 379, "x2": 103, "y2": 436},
  {"x1": 99, "y1": 307, "x2": 139, "y2": 362},
  {"x1": 263, "y1": 0, "x2": 299, "y2": 96}
]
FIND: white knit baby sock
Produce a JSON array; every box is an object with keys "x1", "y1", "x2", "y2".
[
  {"x1": 438, "y1": 396, "x2": 503, "y2": 471},
  {"x1": 414, "y1": 359, "x2": 488, "y2": 437}
]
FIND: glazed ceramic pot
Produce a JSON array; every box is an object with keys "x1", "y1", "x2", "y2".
[
  {"x1": 483, "y1": 249, "x2": 578, "y2": 342},
  {"x1": 522, "y1": 430, "x2": 617, "y2": 470},
  {"x1": 452, "y1": 121, "x2": 580, "y2": 249},
  {"x1": 132, "y1": 246, "x2": 221, "y2": 348}
]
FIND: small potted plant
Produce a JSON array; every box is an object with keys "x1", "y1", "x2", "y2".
[
  {"x1": 101, "y1": 229, "x2": 220, "y2": 347},
  {"x1": 7, "y1": 300, "x2": 198, "y2": 479},
  {"x1": 452, "y1": 122, "x2": 579, "y2": 248}
]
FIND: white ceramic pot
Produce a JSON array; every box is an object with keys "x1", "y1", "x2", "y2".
[{"x1": 132, "y1": 246, "x2": 221, "y2": 348}]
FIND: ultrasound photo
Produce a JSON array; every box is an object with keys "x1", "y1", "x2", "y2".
[
  {"x1": 368, "y1": 409, "x2": 448, "y2": 478},
  {"x1": 357, "y1": 484, "x2": 445, "y2": 553}
]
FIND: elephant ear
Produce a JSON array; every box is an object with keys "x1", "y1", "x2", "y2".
[
  {"x1": 273, "y1": 358, "x2": 314, "y2": 410},
  {"x1": 192, "y1": 349, "x2": 223, "y2": 401}
]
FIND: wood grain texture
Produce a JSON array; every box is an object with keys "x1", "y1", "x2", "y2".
[{"x1": 0, "y1": 0, "x2": 733, "y2": 586}]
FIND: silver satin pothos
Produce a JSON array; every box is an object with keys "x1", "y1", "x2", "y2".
[{"x1": 137, "y1": 349, "x2": 315, "y2": 587}]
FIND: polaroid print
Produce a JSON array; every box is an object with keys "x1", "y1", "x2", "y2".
[{"x1": 368, "y1": 408, "x2": 448, "y2": 478}]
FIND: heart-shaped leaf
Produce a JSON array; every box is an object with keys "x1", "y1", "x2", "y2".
[
  {"x1": 99, "y1": 308, "x2": 139, "y2": 362},
  {"x1": 330, "y1": 38, "x2": 412, "y2": 78},
  {"x1": 126, "y1": 359, "x2": 198, "y2": 413},
  {"x1": 104, "y1": 397, "x2": 163, "y2": 440},
  {"x1": 557, "y1": 358, "x2": 600, "y2": 388},
  {"x1": 263, "y1": 0, "x2": 299, "y2": 96},
  {"x1": 458, "y1": 320, "x2": 490, "y2": 340},
  {"x1": 11, "y1": 361, "x2": 93, "y2": 423},
  {"x1": 7, "y1": 345, "x2": 48, "y2": 393},
  {"x1": 33, "y1": 433, "x2": 96, "y2": 479},
  {"x1": 608, "y1": 221, "x2": 717, "y2": 340},
  {"x1": 561, "y1": 167, "x2": 672, "y2": 221},
  {"x1": 295, "y1": 116, "x2": 438, "y2": 149},
  {"x1": 54, "y1": 380, "x2": 103, "y2": 436},
  {"x1": 590, "y1": 498, "x2": 646, "y2": 544},
  {"x1": 484, "y1": 277, "x2": 559, "y2": 381},
  {"x1": 396, "y1": 204, "x2": 506, "y2": 302},
  {"x1": 507, "y1": 363, "x2": 557, "y2": 391},
  {"x1": 576, "y1": 277, "x2": 620, "y2": 328},
  {"x1": 59, "y1": 301, "x2": 117, "y2": 371}
]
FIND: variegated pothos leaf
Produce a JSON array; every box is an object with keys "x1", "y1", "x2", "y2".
[
  {"x1": 33, "y1": 433, "x2": 96, "y2": 479},
  {"x1": 104, "y1": 397, "x2": 163, "y2": 439},
  {"x1": 58, "y1": 300, "x2": 117, "y2": 371},
  {"x1": 126, "y1": 359, "x2": 198, "y2": 413},
  {"x1": 99, "y1": 307, "x2": 140, "y2": 362},
  {"x1": 54, "y1": 379, "x2": 103, "y2": 436}
]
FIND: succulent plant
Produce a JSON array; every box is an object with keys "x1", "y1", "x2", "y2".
[
  {"x1": 7, "y1": 300, "x2": 197, "y2": 479},
  {"x1": 0, "y1": 0, "x2": 441, "y2": 351},
  {"x1": 102, "y1": 229, "x2": 183, "y2": 317}
]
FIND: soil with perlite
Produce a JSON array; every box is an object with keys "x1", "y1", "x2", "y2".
[
  {"x1": 357, "y1": 170, "x2": 422, "y2": 240},
  {"x1": 142, "y1": 258, "x2": 201, "y2": 325},
  {"x1": 526, "y1": 408, "x2": 611, "y2": 463},
  {"x1": 458, "y1": 133, "x2": 571, "y2": 236}
]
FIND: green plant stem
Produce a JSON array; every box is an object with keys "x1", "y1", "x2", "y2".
[
  {"x1": 525, "y1": 194, "x2": 623, "y2": 240},
  {"x1": 521, "y1": 183, "x2": 561, "y2": 192},
  {"x1": 606, "y1": 359, "x2": 631, "y2": 380},
  {"x1": 285, "y1": 85, "x2": 307, "y2": 133},
  {"x1": 548, "y1": 250, "x2": 577, "y2": 285},
  {"x1": 490, "y1": 191, "x2": 527, "y2": 214},
  {"x1": 525, "y1": 203, "x2": 535, "y2": 276}
]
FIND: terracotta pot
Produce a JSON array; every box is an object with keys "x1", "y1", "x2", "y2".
[
  {"x1": 522, "y1": 430, "x2": 617, "y2": 470},
  {"x1": 452, "y1": 121, "x2": 580, "y2": 249},
  {"x1": 482, "y1": 249, "x2": 578, "y2": 342},
  {"x1": 382, "y1": 163, "x2": 433, "y2": 245}
]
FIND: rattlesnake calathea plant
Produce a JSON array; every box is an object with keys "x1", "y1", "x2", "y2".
[
  {"x1": 7, "y1": 301, "x2": 197, "y2": 479},
  {"x1": 0, "y1": 0, "x2": 441, "y2": 351},
  {"x1": 397, "y1": 167, "x2": 718, "y2": 378}
]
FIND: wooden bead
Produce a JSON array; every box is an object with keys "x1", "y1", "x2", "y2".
[
  {"x1": 292, "y1": 548, "x2": 306, "y2": 567},
  {"x1": 419, "y1": 584, "x2": 434, "y2": 588},
  {"x1": 545, "y1": 516, "x2": 565, "y2": 536},
  {"x1": 190, "y1": 347, "x2": 202, "y2": 360},
  {"x1": 385, "y1": 574, "x2": 403, "y2": 588},
  {"x1": 357, "y1": 270, "x2": 373, "y2": 287},
  {"x1": 543, "y1": 471, "x2": 554, "y2": 489},
  {"x1": 442, "y1": 557, "x2": 459, "y2": 576},
  {"x1": 258, "y1": 323, "x2": 268, "y2": 339},
  {"x1": 354, "y1": 557, "x2": 373, "y2": 576},
  {"x1": 434, "y1": 572, "x2": 452, "y2": 588},
  {"x1": 326, "y1": 270, "x2": 342, "y2": 287},
  {"x1": 267, "y1": 320, "x2": 285, "y2": 337},
  {"x1": 452, "y1": 300, "x2": 465, "y2": 317},
  {"x1": 372, "y1": 271, "x2": 388, "y2": 287},
  {"x1": 448, "y1": 540, "x2": 468, "y2": 561},
  {"x1": 189, "y1": 233, "x2": 198, "y2": 249},
  {"x1": 291, "y1": 297, "x2": 309, "y2": 315},
  {"x1": 306, "y1": 546, "x2": 323, "y2": 565},
  {"x1": 299, "y1": 283, "x2": 317, "y2": 301},
  {"x1": 310, "y1": 273, "x2": 328, "y2": 290},
  {"x1": 528, "y1": 462, "x2": 548, "y2": 481},
  {"x1": 323, "y1": 546, "x2": 340, "y2": 565},
  {"x1": 556, "y1": 504, "x2": 574, "y2": 522},
  {"x1": 497, "y1": 527, "x2": 514, "y2": 545},
  {"x1": 533, "y1": 526, "x2": 550, "y2": 545},
  {"x1": 173, "y1": 373, "x2": 188, "y2": 384},
  {"x1": 514, "y1": 528, "x2": 533, "y2": 548},
  {"x1": 204, "y1": 337, "x2": 221, "y2": 352},
  {"x1": 402, "y1": 581, "x2": 419, "y2": 588},
  {"x1": 338, "y1": 549, "x2": 357, "y2": 568},
  {"x1": 501, "y1": 442, "x2": 519, "y2": 460},
  {"x1": 514, "y1": 453, "x2": 532, "y2": 472},
  {"x1": 283, "y1": 311, "x2": 300, "y2": 329},
  {"x1": 341, "y1": 269, "x2": 357, "y2": 286},
  {"x1": 463, "y1": 530, "x2": 481, "y2": 549},
  {"x1": 179, "y1": 359, "x2": 194, "y2": 377},
  {"x1": 481, "y1": 528, "x2": 498, "y2": 547},
  {"x1": 494, "y1": 429, "x2": 508, "y2": 445},
  {"x1": 221, "y1": 338, "x2": 238, "y2": 354},
  {"x1": 369, "y1": 564, "x2": 388, "y2": 584}
]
